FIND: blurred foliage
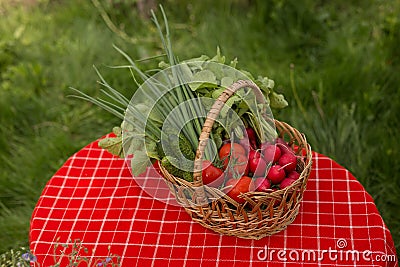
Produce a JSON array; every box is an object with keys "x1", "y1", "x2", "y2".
[{"x1": 0, "y1": 0, "x2": 399, "y2": 257}]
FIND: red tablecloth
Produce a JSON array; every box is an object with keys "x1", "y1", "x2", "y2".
[{"x1": 30, "y1": 135, "x2": 398, "y2": 266}]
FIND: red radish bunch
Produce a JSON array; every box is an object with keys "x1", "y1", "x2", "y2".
[
  {"x1": 190, "y1": 131, "x2": 303, "y2": 203},
  {"x1": 262, "y1": 144, "x2": 281, "y2": 163},
  {"x1": 254, "y1": 177, "x2": 271, "y2": 191},
  {"x1": 279, "y1": 178, "x2": 296, "y2": 189},
  {"x1": 260, "y1": 138, "x2": 301, "y2": 191}
]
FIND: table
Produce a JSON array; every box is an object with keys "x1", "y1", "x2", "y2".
[{"x1": 29, "y1": 134, "x2": 398, "y2": 266}]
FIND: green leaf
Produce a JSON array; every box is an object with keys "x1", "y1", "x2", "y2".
[
  {"x1": 148, "y1": 106, "x2": 165, "y2": 125},
  {"x1": 145, "y1": 140, "x2": 159, "y2": 160},
  {"x1": 256, "y1": 76, "x2": 275, "y2": 96},
  {"x1": 221, "y1": 95, "x2": 241, "y2": 117},
  {"x1": 135, "y1": 103, "x2": 151, "y2": 115},
  {"x1": 123, "y1": 134, "x2": 145, "y2": 156},
  {"x1": 210, "y1": 46, "x2": 225, "y2": 64},
  {"x1": 223, "y1": 67, "x2": 239, "y2": 80},
  {"x1": 98, "y1": 127, "x2": 124, "y2": 157},
  {"x1": 203, "y1": 62, "x2": 224, "y2": 80},
  {"x1": 221, "y1": 76, "x2": 234, "y2": 88},
  {"x1": 213, "y1": 126, "x2": 225, "y2": 150},
  {"x1": 185, "y1": 54, "x2": 210, "y2": 62},
  {"x1": 269, "y1": 91, "x2": 288, "y2": 109},
  {"x1": 130, "y1": 150, "x2": 151, "y2": 176},
  {"x1": 238, "y1": 69, "x2": 255, "y2": 80},
  {"x1": 112, "y1": 126, "x2": 122, "y2": 137},
  {"x1": 196, "y1": 88, "x2": 211, "y2": 95},
  {"x1": 230, "y1": 58, "x2": 238, "y2": 68},
  {"x1": 189, "y1": 69, "x2": 217, "y2": 91},
  {"x1": 225, "y1": 95, "x2": 241, "y2": 108},
  {"x1": 158, "y1": 60, "x2": 170, "y2": 69},
  {"x1": 183, "y1": 55, "x2": 209, "y2": 71},
  {"x1": 192, "y1": 69, "x2": 217, "y2": 83},
  {"x1": 211, "y1": 87, "x2": 226, "y2": 99},
  {"x1": 237, "y1": 107, "x2": 248, "y2": 117},
  {"x1": 213, "y1": 134, "x2": 223, "y2": 151},
  {"x1": 176, "y1": 62, "x2": 193, "y2": 82}
]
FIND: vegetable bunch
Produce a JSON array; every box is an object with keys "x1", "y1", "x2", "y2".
[{"x1": 74, "y1": 7, "x2": 288, "y2": 181}]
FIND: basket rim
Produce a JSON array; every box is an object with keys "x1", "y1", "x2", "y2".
[{"x1": 159, "y1": 118, "x2": 313, "y2": 206}]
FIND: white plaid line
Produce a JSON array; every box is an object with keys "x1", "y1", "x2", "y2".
[
  {"x1": 283, "y1": 218, "x2": 289, "y2": 267},
  {"x1": 37, "y1": 154, "x2": 81, "y2": 261},
  {"x1": 150, "y1": 200, "x2": 169, "y2": 267},
  {"x1": 30, "y1": 139, "x2": 398, "y2": 267},
  {"x1": 345, "y1": 169, "x2": 357, "y2": 267},
  {"x1": 249, "y1": 239, "x2": 254, "y2": 267},
  {"x1": 215, "y1": 232, "x2": 223, "y2": 267},
  {"x1": 167, "y1": 218, "x2": 179, "y2": 266},
  {"x1": 80, "y1": 153, "x2": 115, "y2": 254},
  {"x1": 134, "y1": 190, "x2": 156, "y2": 264},
  {"x1": 200, "y1": 229, "x2": 207, "y2": 266},
  {"x1": 108, "y1": 171, "x2": 133, "y2": 261},
  {"x1": 118, "y1": 167, "x2": 146, "y2": 266},
  {"x1": 87, "y1": 153, "x2": 126, "y2": 266},
  {"x1": 64, "y1": 148, "x2": 105, "y2": 266},
  {"x1": 182, "y1": 220, "x2": 194, "y2": 267},
  {"x1": 329, "y1": 156, "x2": 338, "y2": 263},
  {"x1": 314, "y1": 153, "x2": 321, "y2": 267}
]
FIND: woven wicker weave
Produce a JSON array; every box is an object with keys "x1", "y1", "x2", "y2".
[{"x1": 160, "y1": 80, "x2": 312, "y2": 239}]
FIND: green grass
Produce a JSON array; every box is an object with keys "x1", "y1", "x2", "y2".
[{"x1": 0, "y1": 0, "x2": 399, "y2": 259}]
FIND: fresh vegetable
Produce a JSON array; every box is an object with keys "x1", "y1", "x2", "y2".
[
  {"x1": 249, "y1": 157, "x2": 268, "y2": 177},
  {"x1": 219, "y1": 143, "x2": 249, "y2": 176},
  {"x1": 276, "y1": 138, "x2": 289, "y2": 146},
  {"x1": 238, "y1": 138, "x2": 251, "y2": 153},
  {"x1": 225, "y1": 153, "x2": 249, "y2": 177},
  {"x1": 161, "y1": 157, "x2": 193, "y2": 182},
  {"x1": 255, "y1": 177, "x2": 271, "y2": 192},
  {"x1": 276, "y1": 138, "x2": 293, "y2": 155},
  {"x1": 245, "y1": 127, "x2": 258, "y2": 149},
  {"x1": 217, "y1": 135, "x2": 302, "y2": 196},
  {"x1": 262, "y1": 143, "x2": 281, "y2": 163},
  {"x1": 156, "y1": 133, "x2": 196, "y2": 161},
  {"x1": 219, "y1": 143, "x2": 247, "y2": 161},
  {"x1": 157, "y1": 133, "x2": 196, "y2": 182},
  {"x1": 202, "y1": 160, "x2": 224, "y2": 187},
  {"x1": 279, "y1": 178, "x2": 296, "y2": 189},
  {"x1": 267, "y1": 164, "x2": 286, "y2": 184},
  {"x1": 224, "y1": 176, "x2": 255, "y2": 204},
  {"x1": 75, "y1": 8, "x2": 289, "y2": 184},
  {"x1": 248, "y1": 149, "x2": 261, "y2": 160},
  {"x1": 287, "y1": 171, "x2": 300, "y2": 180},
  {"x1": 278, "y1": 153, "x2": 297, "y2": 173}
]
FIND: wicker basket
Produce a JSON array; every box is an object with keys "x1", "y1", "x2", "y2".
[{"x1": 160, "y1": 80, "x2": 312, "y2": 239}]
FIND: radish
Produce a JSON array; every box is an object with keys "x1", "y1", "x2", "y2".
[
  {"x1": 276, "y1": 137, "x2": 289, "y2": 147},
  {"x1": 255, "y1": 177, "x2": 271, "y2": 192},
  {"x1": 287, "y1": 171, "x2": 300, "y2": 180},
  {"x1": 276, "y1": 138, "x2": 295, "y2": 154},
  {"x1": 279, "y1": 178, "x2": 296, "y2": 189},
  {"x1": 277, "y1": 143, "x2": 293, "y2": 155},
  {"x1": 248, "y1": 149, "x2": 261, "y2": 160},
  {"x1": 267, "y1": 164, "x2": 286, "y2": 184},
  {"x1": 249, "y1": 157, "x2": 268, "y2": 177},
  {"x1": 246, "y1": 127, "x2": 258, "y2": 149},
  {"x1": 278, "y1": 153, "x2": 297, "y2": 172},
  {"x1": 262, "y1": 144, "x2": 281, "y2": 163}
]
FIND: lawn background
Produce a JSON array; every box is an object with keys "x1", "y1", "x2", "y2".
[{"x1": 0, "y1": 0, "x2": 399, "y2": 259}]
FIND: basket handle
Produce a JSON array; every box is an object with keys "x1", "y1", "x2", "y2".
[{"x1": 193, "y1": 80, "x2": 265, "y2": 205}]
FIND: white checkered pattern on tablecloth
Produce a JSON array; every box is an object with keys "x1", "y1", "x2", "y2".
[{"x1": 30, "y1": 134, "x2": 398, "y2": 267}]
